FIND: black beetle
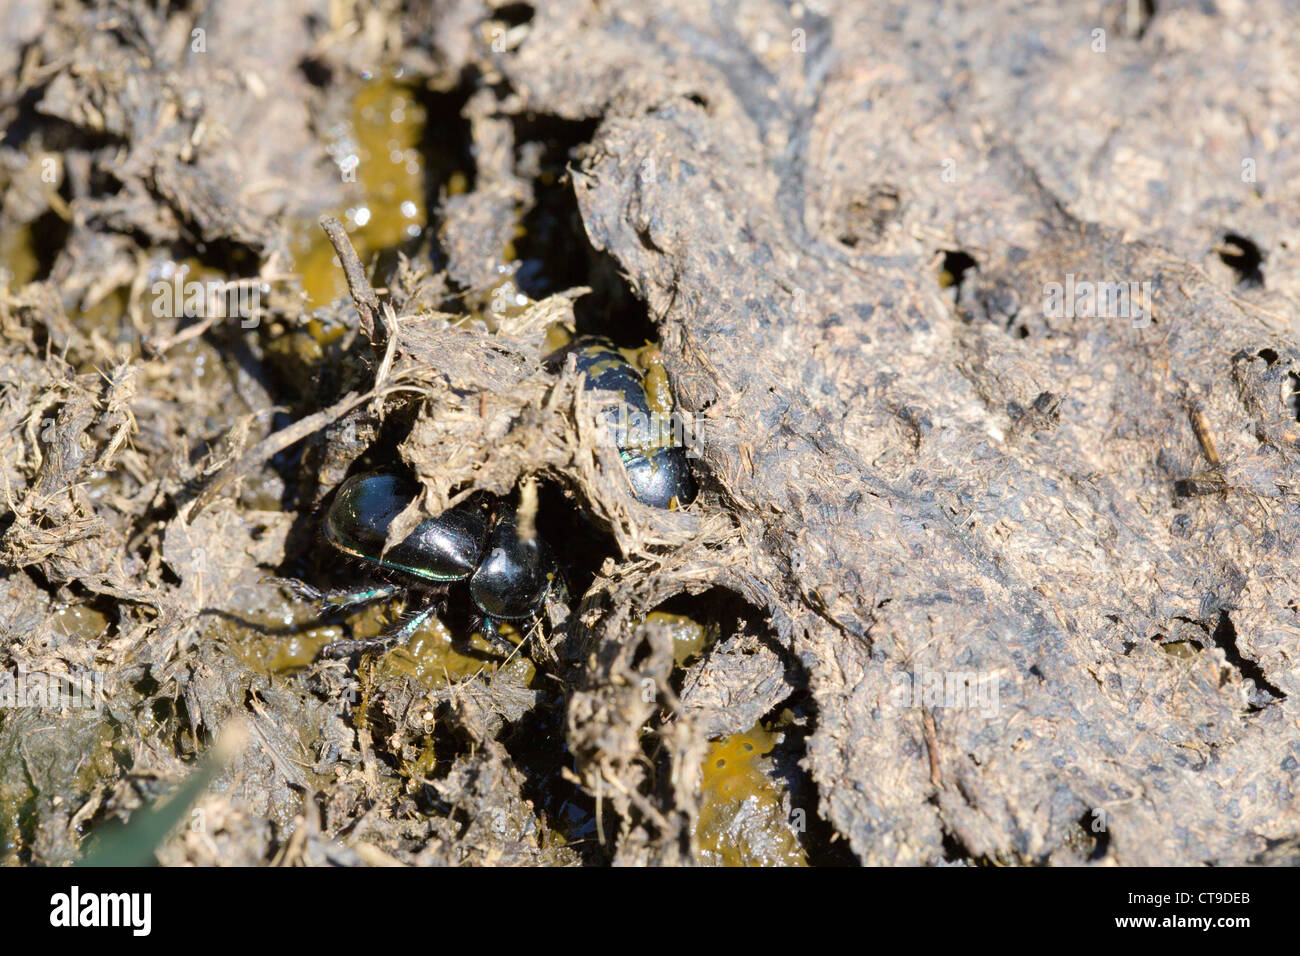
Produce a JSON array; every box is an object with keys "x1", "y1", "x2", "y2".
[
  {"x1": 548, "y1": 336, "x2": 696, "y2": 509},
  {"x1": 300, "y1": 472, "x2": 567, "y2": 658}
]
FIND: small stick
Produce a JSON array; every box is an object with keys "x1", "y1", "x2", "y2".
[
  {"x1": 188, "y1": 221, "x2": 401, "y2": 518},
  {"x1": 1188, "y1": 402, "x2": 1220, "y2": 469},
  {"x1": 517, "y1": 476, "x2": 539, "y2": 543},
  {"x1": 922, "y1": 708, "x2": 942, "y2": 787},
  {"x1": 319, "y1": 215, "x2": 382, "y2": 344},
  {"x1": 185, "y1": 389, "x2": 372, "y2": 519}
]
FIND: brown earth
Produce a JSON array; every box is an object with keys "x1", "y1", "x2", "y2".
[{"x1": 1, "y1": 0, "x2": 1299, "y2": 866}]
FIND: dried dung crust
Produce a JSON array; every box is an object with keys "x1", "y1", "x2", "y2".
[{"x1": 1, "y1": 0, "x2": 1299, "y2": 865}]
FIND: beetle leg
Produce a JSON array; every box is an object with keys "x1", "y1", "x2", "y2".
[
  {"x1": 288, "y1": 580, "x2": 403, "y2": 610},
  {"x1": 317, "y1": 604, "x2": 435, "y2": 659},
  {"x1": 476, "y1": 615, "x2": 517, "y2": 655}
]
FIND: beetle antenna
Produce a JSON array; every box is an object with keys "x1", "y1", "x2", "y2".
[{"x1": 463, "y1": 615, "x2": 544, "y2": 684}]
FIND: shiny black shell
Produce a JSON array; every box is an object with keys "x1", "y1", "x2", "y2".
[
  {"x1": 622, "y1": 445, "x2": 696, "y2": 510},
  {"x1": 555, "y1": 337, "x2": 654, "y2": 439},
  {"x1": 469, "y1": 502, "x2": 563, "y2": 620},
  {"x1": 324, "y1": 473, "x2": 488, "y2": 582},
  {"x1": 549, "y1": 335, "x2": 696, "y2": 508},
  {"x1": 562, "y1": 338, "x2": 651, "y2": 412}
]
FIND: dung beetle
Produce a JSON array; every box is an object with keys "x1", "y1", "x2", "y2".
[
  {"x1": 548, "y1": 336, "x2": 696, "y2": 509},
  {"x1": 621, "y1": 444, "x2": 695, "y2": 512},
  {"x1": 301, "y1": 472, "x2": 567, "y2": 659}
]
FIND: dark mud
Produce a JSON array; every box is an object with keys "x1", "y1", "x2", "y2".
[{"x1": 2, "y1": 1, "x2": 1299, "y2": 866}]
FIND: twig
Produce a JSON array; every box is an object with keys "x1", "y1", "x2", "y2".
[
  {"x1": 922, "y1": 707, "x2": 942, "y2": 787},
  {"x1": 319, "y1": 215, "x2": 382, "y2": 344},
  {"x1": 185, "y1": 388, "x2": 373, "y2": 519},
  {"x1": 517, "y1": 476, "x2": 538, "y2": 542}
]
